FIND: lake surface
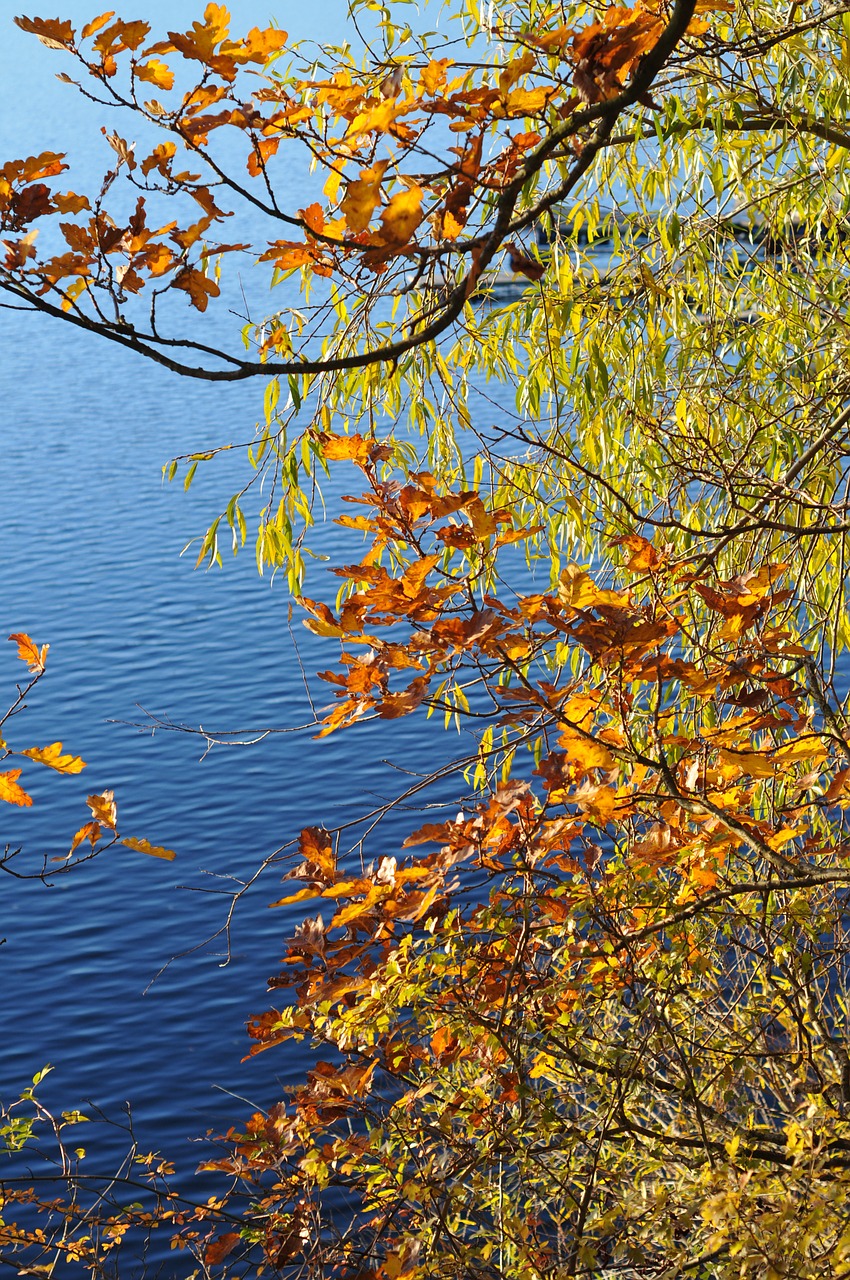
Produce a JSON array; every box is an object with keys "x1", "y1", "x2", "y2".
[{"x1": 0, "y1": 0, "x2": 478, "y2": 1203}]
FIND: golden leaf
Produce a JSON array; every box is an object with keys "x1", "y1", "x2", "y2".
[
  {"x1": 20, "y1": 742, "x2": 86, "y2": 774},
  {"x1": 268, "y1": 886, "x2": 322, "y2": 908},
  {"x1": 87, "y1": 790, "x2": 117, "y2": 830},
  {"x1": 421, "y1": 57, "x2": 451, "y2": 96},
  {"x1": 341, "y1": 161, "x2": 388, "y2": 234},
  {"x1": 135, "y1": 59, "x2": 174, "y2": 90},
  {"x1": 121, "y1": 836, "x2": 176, "y2": 861},
  {"x1": 0, "y1": 769, "x2": 33, "y2": 807},
  {"x1": 377, "y1": 186, "x2": 423, "y2": 247}
]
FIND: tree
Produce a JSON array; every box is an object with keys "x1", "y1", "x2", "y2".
[{"x1": 5, "y1": 0, "x2": 850, "y2": 1276}]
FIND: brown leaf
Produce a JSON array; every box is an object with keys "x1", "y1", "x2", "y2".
[
  {"x1": 205, "y1": 1232, "x2": 241, "y2": 1266},
  {"x1": 173, "y1": 267, "x2": 220, "y2": 311},
  {"x1": 504, "y1": 241, "x2": 545, "y2": 281}
]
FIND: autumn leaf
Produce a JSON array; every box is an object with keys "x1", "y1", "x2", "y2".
[
  {"x1": 14, "y1": 15, "x2": 75, "y2": 48},
  {"x1": 300, "y1": 202, "x2": 324, "y2": 236},
  {"x1": 20, "y1": 742, "x2": 86, "y2": 774},
  {"x1": 70, "y1": 820, "x2": 102, "y2": 853},
  {"x1": 0, "y1": 769, "x2": 33, "y2": 807},
  {"x1": 173, "y1": 267, "x2": 220, "y2": 311},
  {"x1": 611, "y1": 533, "x2": 662, "y2": 571},
  {"x1": 341, "y1": 162, "x2": 388, "y2": 234},
  {"x1": 9, "y1": 632, "x2": 48, "y2": 673},
  {"x1": 376, "y1": 186, "x2": 423, "y2": 248},
  {"x1": 121, "y1": 836, "x2": 176, "y2": 861},
  {"x1": 135, "y1": 59, "x2": 174, "y2": 91},
  {"x1": 81, "y1": 12, "x2": 115, "y2": 40},
  {"x1": 87, "y1": 790, "x2": 117, "y2": 829},
  {"x1": 205, "y1": 1233, "x2": 241, "y2": 1266},
  {"x1": 504, "y1": 241, "x2": 545, "y2": 282},
  {"x1": 299, "y1": 826, "x2": 335, "y2": 878}
]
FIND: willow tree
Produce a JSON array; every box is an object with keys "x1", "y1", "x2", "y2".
[{"x1": 7, "y1": 2, "x2": 850, "y2": 1278}]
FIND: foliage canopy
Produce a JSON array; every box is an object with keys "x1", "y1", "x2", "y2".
[{"x1": 6, "y1": 0, "x2": 850, "y2": 1276}]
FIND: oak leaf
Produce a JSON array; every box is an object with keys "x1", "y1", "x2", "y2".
[
  {"x1": 0, "y1": 769, "x2": 33, "y2": 807},
  {"x1": 9, "y1": 632, "x2": 48, "y2": 673},
  {"x1": 173, "y1": 267, "x2": 220, "y2": 311},
  {"x1": 20, "y1": 742, "x2": 86, "y2": 774},
  {"x1": 299, "y1": 826, "x2": 335, "y2": 878},
  {"x1": 205, "y1": 1233, "x2": 240, "y2": 1266},
  {"x1": 87, "y1": 790, "x2": 117, "y2": 829},
  {"x1": 14, "y1": 15, "x2": 75, "y2": 48},
  {"x1": 135, "y1": 59, "x2": 174, "y2": 90}
]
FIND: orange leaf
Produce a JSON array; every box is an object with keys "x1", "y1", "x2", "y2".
[
  {"x1": 611, "y1": 533, "x2": 661, "y2": 571},
  {"x1": 317, "y1": 432, "x2": 373, "y2": 463},
  {"x1": 300, "y1": 202, "x2": 324, "y2": 235},
  {"x1": 135, "y1": 59, "x2": 174, "y2": 90},
  {"x1": 421, "y1": 57, "x2": 452, "y2": 96},
  {"x1": 0, "y1": 769, "x2": 33, "y2": 807},
  {"x1": 299, "y1": 826, "x2": 335, "y2": 877},
  {"x1": 70, "y1": 821, "x2": 102, "y2": 853},
  {"x1": 8, "y1": 632, "x2": 48, "y2": 673},
  {"x1": 121, "y1": 836, "x2": 176, "y2": 861},
  {"x1": 20, "y1": 742, "x2": 86, "y2": 774},
  {"x1": 53, "y1": 192, "x2": 91, "y2": 214},
  {"x1": 81, "y1": 11, "x2": 115, "y2": 39}
]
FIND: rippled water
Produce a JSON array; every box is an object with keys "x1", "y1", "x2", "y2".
[{"x1": 0, "y1": 0, "x2": 471, "y2": 1185}]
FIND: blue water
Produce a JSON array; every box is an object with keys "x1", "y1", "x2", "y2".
[{"x1": 0, "y1": 1, "x2": 472, "y2": 1190}]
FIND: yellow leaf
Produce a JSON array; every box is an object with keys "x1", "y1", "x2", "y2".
[
  {"x1": 377, "y1": 186, "x2": 423, "y2": 248},
  {"x1": 0, "y1": 769, "x2": 33, "y2": 807},
  {"x1": 268, "y1": 886, "x2": 322, "y2": 908},
  {"x1": 21, "y1": 742, "x2": 86, "y2": 774},
  {"x1": 341, "y1": 161, "x2": 388, "y2": 234},
  {"x1": 9, "y1": 632, "x2": 48, "y2": 673},
  {"x1": 716, "y1": 748, "x2": 775, "y2": 778},
  {"x1": 557, "y1": 566, "x2": 629, "y2": 611},
  {"x1": 421, "y1": 57, "x2": 451, "y2": 96},
  {"x1": 121, "y1": 836, "x2": 176, "y2": 861}
]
